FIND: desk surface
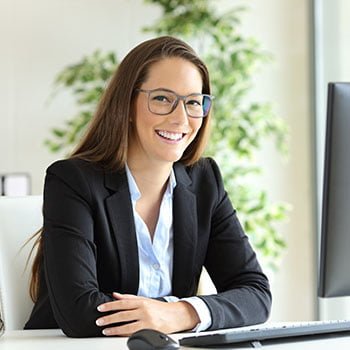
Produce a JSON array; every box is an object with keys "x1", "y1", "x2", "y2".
[{"x1": 1, "y1": 329, "x2": 350, "y2": 349}]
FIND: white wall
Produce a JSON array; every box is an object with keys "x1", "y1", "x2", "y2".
[
  {"x1": 239, "y1": 0, "x2": 316, "y2": 322},
  {"x1": 0, "y1": 0, "x2": 161, "y2": 193},
  {"x1": 0, "y1": 0, "x2": 316, "y2": 322}
]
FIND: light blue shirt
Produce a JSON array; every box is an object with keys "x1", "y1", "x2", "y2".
[{"x1": 125, "y1": 165, "x2": 211, "y2": 331}]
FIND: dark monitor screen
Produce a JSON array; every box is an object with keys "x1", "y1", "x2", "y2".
[{"x1": 319, "y1": 82, "x2": 350, "y2": 297}]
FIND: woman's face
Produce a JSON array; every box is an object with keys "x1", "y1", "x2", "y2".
[{"x1": 128, "y1": 57, "x2": 203, "y2": 168}]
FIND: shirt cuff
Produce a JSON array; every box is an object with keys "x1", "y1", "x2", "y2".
[
  {"x1": 163, "y1": 295, "x2": 180, "y2": 303},
  {"x1": 180, "y1": 296, "x2": 212, "y2": 332}
]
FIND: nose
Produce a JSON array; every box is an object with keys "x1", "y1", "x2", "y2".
[{"x1": 169, "y1": 100, "x2": 189, "y2": 125}]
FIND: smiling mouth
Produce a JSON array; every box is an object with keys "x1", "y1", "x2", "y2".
[{"x1": 156, "y1": 130, "x2": 186, "y2": 141}]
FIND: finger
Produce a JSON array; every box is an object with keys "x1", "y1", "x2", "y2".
[
  {"x1": 102, "y1": 320, "x2": 144, "y2": 337},
  {"x1": 113, "y1": 292, "x2": 139, "y2": 299},
  {"x1": 97, "y1": 299, "x2": 140, "y2": 312},
  {"x1": 97, "y1": 300, "x2": 119, "y2": 312},
  {"x1": 96, "y1": 309, "x2": 139, "y2": 327}
]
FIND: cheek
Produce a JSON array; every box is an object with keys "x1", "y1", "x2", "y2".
[
  {"x1": 186, "y1": 119, "x2": 203, "y2": 147},
  {"x1": 134, "y1": 102, "x2": 153, "y2": 131},
  {"x1": 191, "y1": 118, "x2": 203, "y2": 135}
]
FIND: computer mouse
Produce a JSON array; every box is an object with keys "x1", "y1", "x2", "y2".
[{"x1": 127, "y1": 328, "x2": 179, "y2": 350}]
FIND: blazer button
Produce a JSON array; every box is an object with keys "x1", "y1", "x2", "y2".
[{"x1": 152, "y1": 263, "x2": 160, "y2": 270}]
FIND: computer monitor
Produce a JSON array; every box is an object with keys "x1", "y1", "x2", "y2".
[{"x1": 319, "y1": 82, "x2": 350, "y2": 297}]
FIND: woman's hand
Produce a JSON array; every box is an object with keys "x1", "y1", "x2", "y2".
[{"x1": 96, "y1": 292, "x2": 199, "y2": 336}]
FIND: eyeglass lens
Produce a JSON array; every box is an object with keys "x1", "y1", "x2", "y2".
[{"x1": 148, "y1": 90, "x2": 212, "y2": 117}]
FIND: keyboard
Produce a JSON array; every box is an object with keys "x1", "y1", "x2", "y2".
[{"x1": 179, "y1": 319, "x2": 350, "y2": 347}]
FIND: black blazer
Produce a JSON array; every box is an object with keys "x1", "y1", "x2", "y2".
[{"x1": 25, "y1": 157, "x2": 271, "y2": 337}]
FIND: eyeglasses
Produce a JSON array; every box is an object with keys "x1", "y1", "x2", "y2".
[{"x1": 136, "y1": 88, "x2": 214, "y2": 118}]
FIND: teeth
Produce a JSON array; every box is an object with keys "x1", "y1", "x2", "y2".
[{"x1": 157, "y1": 130, "x2": 184, "y2": 141}]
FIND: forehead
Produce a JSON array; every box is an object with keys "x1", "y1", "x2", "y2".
[{"x1": 143, "y1": 57, "x2": 203, "y2": 93}]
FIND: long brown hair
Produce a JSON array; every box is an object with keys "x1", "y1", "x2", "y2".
[{"x1": 29, "y1": 36, "x2": 213, "y2": 302}]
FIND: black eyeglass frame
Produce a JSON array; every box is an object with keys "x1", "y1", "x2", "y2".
[{"x1": 136, "y1": 88, "x2": 214, "y2": 118}]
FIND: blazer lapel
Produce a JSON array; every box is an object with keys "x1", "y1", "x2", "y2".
[
  {"x1": 103, "y1": 164, "x2": 198, "y2": 297},
  {"x1": 172, "y1": 163, "x2": 198, "y2": 296},
  {"x1": 104, "y1": 169, "x2": 139, "y2": 294}
]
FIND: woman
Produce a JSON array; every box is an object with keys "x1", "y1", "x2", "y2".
[{"x1": 25, "y1": 36, "x2": 271, "y2": 337}]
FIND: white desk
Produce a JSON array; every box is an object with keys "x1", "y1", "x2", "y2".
[
  {"x1": 1, "y1": 329, "x2": 350, "y2": 349},
  {"x1": 0, "y1": 330, "x2": 128, "y2": 350}
]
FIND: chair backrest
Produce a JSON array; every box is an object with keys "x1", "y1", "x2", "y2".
[{"x1": 0, "y1": 195, "x2": 42, "y2": 330}]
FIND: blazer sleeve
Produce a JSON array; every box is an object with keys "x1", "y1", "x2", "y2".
[
  {"x1": 42, "y1": 160, "x2": 114, "y2": 337},
  {"x1": 199, "y1": 158, "x2": 272, "y2": 330}
]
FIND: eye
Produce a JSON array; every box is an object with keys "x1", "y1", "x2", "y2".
[
  {"x1": 186, "y1": 99, "x2": 202, "y2": 107},
  {"x1": 152, "y1": 94, "x2": 171, "y2": 103},
  {"x1": 150, "y1": 90, "x2": 176, "y2": 104}
]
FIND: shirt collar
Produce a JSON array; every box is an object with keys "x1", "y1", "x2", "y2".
[{"x1": 125, "y1": 164, "x2": 176, "y2": 202}]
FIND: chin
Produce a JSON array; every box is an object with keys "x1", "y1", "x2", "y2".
[{"x1": 157, "y1": 152, "x2": 183, "y2": 164}]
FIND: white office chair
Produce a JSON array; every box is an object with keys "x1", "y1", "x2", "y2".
[{"x1": 0, "y1": 195, "x2": 42, "y2": 331}]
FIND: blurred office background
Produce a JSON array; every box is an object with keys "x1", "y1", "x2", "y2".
[{"x1": 1, "y1": 0, "x2": 349, "y2": 323}]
